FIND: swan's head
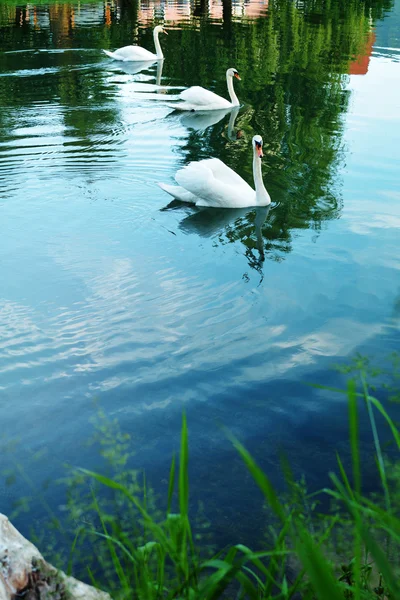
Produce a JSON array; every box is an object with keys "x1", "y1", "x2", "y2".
[
  {"x1": 154, "y1": 25, "x2": 168, "y2": 35},
  {"x1": 252, "y1": 135, "x2": 263, "y2": 159},
  {"x1": 227, "y1": 68, "x2": 241, "y2": 80}
]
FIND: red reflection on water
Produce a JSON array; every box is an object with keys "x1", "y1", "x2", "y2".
[{"x1": 349, "y1": 31, "x2": 376, "y2": 75}]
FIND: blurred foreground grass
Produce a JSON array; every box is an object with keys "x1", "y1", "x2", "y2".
[{"x1": 3, "y1": 354, "x2": 400, "y2": 599}]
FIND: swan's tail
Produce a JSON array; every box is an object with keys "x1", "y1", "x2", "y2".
[
  {"x1": 103, "y1": 49, "x2": 121, "y2": 60},
  {"x1": 166, "y1": 103, "x2": 197, "y2": 112},
  {"x1": 158, "y1": 182, "x2": 197, "y2": 203}
]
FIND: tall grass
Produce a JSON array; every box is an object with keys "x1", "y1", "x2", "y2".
[
  {"x1": 2, "y1": 361, "x2": 399, "y2": 598},
  {"x1": 71, "y1": 368, "x2": 400, "y2": 599}
]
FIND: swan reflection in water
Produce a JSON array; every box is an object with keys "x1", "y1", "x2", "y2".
[
  {"x1": 107, "y1": 59, "x2": 167, "y2": 92},
  {"x1": 171, "y1": 105, "x2": 241, "y2": 134},
  {"x1": 164, "y1": 202, "x2": 272, "y2": 279}
]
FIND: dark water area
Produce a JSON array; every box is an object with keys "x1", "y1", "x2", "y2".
[{"x1": 1, "y1": 0, "x2": 400, "y2": 556}]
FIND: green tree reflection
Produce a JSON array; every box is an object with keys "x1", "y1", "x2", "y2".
[
  {"x1": 0, "y1": 0, "x2": 394, "y2": 269},
  {"x1": 161, "y1": 0, "x2": 392, "y2": 266}
]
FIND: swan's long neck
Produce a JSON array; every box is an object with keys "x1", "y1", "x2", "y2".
[
  {"x1": 226, "y1": 74, "x2": 239, "y2": 106},
  {"x1": 153, "y1": 29, "x2": 163, "y2": 59},
  {"x1": 253, "y1": 151, "x2": 270, "y2": 205},
  {"x1": 156, "y1": 58, "x2": 164, "y2": 87}
]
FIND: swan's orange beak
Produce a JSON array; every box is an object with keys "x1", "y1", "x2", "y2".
[
  {"x1": 163, "y1": 29, "x2": 168, "y2": 35},
  {"x1": 255, "y1": 143, "x2": 263, "y2": 158},
  {"x1": 234, "y1": 72, "x2": 241, "y2": 80}
]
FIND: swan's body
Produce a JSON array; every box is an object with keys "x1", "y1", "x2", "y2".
[
  {"x1": 159, "y1": 135, "x2": 271, "y2": 209},
  {"x1": 103, "y1": 25, "x2": 167, "y2": 62},
  {"x1": 171, "y1": 68, "x2": 241, "y2": 111}
]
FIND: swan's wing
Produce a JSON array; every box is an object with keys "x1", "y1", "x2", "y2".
[
  {"x1": 175, "y1": 159, "x2": 253, "y2": 208},
  {"x1": 103, "y1": 50, "x2": 119, "y2": 59},
  {"x1": 109, "y1": 45, "x2": 156, "y2": 61},
  {"x1": 179, "y1": 86, "x2": 230, "y2": 108},
  {"x1": 201, "y1": 158, "x2": 253, "y2": 191},
  {"x1": 158, "y1": 182, "x2": 197, "y2": 203}
]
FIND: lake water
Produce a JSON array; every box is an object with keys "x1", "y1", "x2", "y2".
[{"x1": 1, "y1": 0, "x2": 400, "y2": 549}]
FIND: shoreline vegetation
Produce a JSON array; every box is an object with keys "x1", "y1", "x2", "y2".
[
  {"x1": 0, "y1": 0, "x2": 398, "y2": 598},
  {"x1": 3, "y1": 356, "x2": 400, "y2": 599}
]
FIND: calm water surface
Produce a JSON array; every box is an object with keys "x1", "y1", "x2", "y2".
[{"x1": 1, "y1": 0, "x2": 400, "y2": 545}]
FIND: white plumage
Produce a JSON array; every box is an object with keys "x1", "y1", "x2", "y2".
[
  {"x1": 159, "y1": 136, "x2": 271, "y2": 209},
  {"x1": 103, "y1": 47, "x2": 156, "y2": 62},
  {"x1": 103, "y1": 25, "x2": 167, "y2": 62},
  {"x1": 171, "y1": 68, "x2": 241, "y2": 111}
]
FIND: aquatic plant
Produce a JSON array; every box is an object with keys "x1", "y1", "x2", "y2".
[
  {"x1": 59, "y1": 361, "x2": 400, "y2": 599},
  {"x1": 2, "y1": 355, "x2": 400, "y2": 598}
]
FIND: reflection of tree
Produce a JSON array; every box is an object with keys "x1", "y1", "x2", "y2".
[
  {"x1": 48, "y1": 4, "x2": 74, "y2": 44},
  {"x1": 193, "y1": 0, "x2": 208, "y2": 18},
  {"x1": 161, "y1": 0, "x2": 392, "y2": 269},
  {"x1": 0, "y1": 0, "x2": 394, "y2": 268},
  {"x1": 222, "y1": 0, "x2": 232, "y2": 30}
]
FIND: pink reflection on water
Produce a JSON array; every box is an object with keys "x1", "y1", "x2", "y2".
[{"x1": 137, "y1": 0, "x2": 268, "y2": 24}]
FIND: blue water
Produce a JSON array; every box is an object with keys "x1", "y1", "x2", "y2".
[{"x1": 0, "y1": 0, "x2": 400, "y2": 548}]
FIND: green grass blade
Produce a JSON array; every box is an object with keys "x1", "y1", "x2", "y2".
[
  {"x1": 67, "y1": 526, "x2": 82, "y2": 576},
  {"x1": 336, "y1": 452, "x2": 354, "y2": 499},
  {"x1": 233, "y1": 544, "x2": 271, "y2": 577},
  {"x1": 287, "y1": 514, "x2": 341, "y2": 599},
  {"x1": 295, "y1": 527, "x2": 345, "y2": 600},
  {"x1": 78, "y1": 468, "x2": 185, "y2": 567},
  {"x1": 357, "y1": 526, "x2": 400, "y2": 597},
  {"x1": 361, "y1": 372, "x2": 391, "y2": 514},
  {"x1": 360, "y1": 497, "x2": 400, "y2": 537},
  {"x1": 234, "y1": 570, "x2": 262, "y2": 599},
  {"x1": 367, "y1": 394, "x2": 400, "y2": 449},
  {"x1": 263, "y1": 515, "x2": 294, "y2": 596},
  {"x1": 178, "y1": 413, "x2": 193, "y2": 588},
  {"x1": 167, "y1": 453, "x2": 176, "y2": 515},
  {"x1": 242, "y1": 565, "x2": 265, "y2": 591},
  {"x1": 348, "y1": 378, "x2": 361, "y2": 600},
  {"x1": 179, "y1": 413, "x2": 189, "y2": 519},
  {"x1": 89, "y1": 529, "x2": 137, "y2": 563},
  {"x1": 86, "y1": 566, "x2": 98, "y2": 589},
  {"x1": 156, "y1": 545, "x2": 166, "y2": 600},
  {"x1": 330, "y1": 472, "x2": 353, "y2": 504},
  {"x1": 143, "y1": 470, "x2": 147, "y2": 512},
  {"x1": 308, "y1": 383, "x2": 352, "y2": 395},
  {"x1": 229, "y1": 434, "x2": 285, "y2": 522},
  {"x1": 348, "y1": 379, "x2": 361, "y2": 496},
  {"x1": 199, "y1": 558, "x2": 260, "y2": 600},
  {"x1": 91, "y1": 488, "x2": 129, "y2": 591},
  {"x1": 197, "y1": 559, "x2": 233, "y2": 600},
  {"x1": 79, "y1": 468, "x2": 157, "y2": 527}
]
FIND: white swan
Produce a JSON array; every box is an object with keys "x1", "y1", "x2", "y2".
[
  {"x1": 159, "y1": 135, "x2": 271, "y2": 208},
  {"x1": 103, "y1": 25, "x2": 168, "y2": 62},
  {"x1": 171, "y1": 68, "x2": 241, "y2": 111}
]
